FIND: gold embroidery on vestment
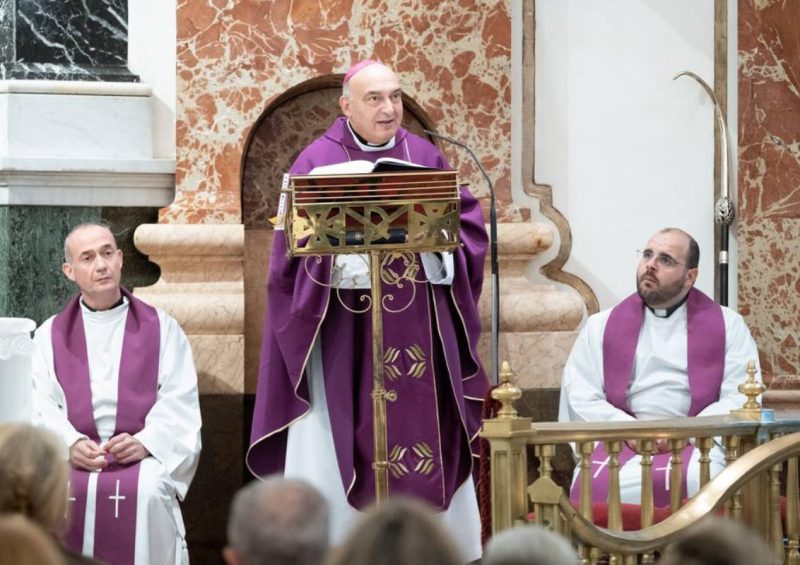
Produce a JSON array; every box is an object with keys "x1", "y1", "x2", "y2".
[{"x1": 388, "y1": 445, "x2": 409, "y2": 478}]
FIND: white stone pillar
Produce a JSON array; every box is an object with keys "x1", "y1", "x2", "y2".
[{"x1": 0, "y1": 317, "x2": 35, "y2": 424}]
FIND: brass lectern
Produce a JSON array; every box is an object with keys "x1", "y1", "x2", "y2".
[{"x1": 283, "y1": 166, "x2": 461, "y2": 503}]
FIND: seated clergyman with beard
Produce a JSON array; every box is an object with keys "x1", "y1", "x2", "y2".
[{"x1": 558, "y1": 227, "x2": 761, "y2": 506}]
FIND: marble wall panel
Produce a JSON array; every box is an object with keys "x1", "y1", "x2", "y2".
[
  {"x1": 0, "y1": 0, "x2": 12, "y2": 65},
  {"x1": 738, "y1": 0, "x2": 800, "y2": 382},
  {"x1": 170, "y1": 0, "x2": 515, "y2": 224},
  {"x1": 0, "y1": 0, "x2": 136, "y2": 81}
]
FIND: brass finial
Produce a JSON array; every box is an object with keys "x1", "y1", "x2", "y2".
[
  {"x1": 731, "y1": 360, "x2": 765, "y2": 420},
  {"x1": 491, "y1": 361, "x2": 521, "y2": 420}
]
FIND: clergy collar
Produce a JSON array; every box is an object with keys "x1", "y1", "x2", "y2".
[
  {"x1": 346, "y1": 120, "x2": 396, "y2": 152},
  {"x1": 81, "y1": 294, "x2": 126, "y2": 313},
  {"x1": 646, "y1": 292, "x2": 690, "y2": 318}
]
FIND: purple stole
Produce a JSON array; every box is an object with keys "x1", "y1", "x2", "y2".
[
  {"x1": 572, "y1": 288, "x2": 725, "y2": 508},
  {"x1": 53, "y1": 288, "x2": 160, "y2": 565}
]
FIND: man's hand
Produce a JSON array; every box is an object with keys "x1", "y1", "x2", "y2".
[
  {"x1": 626, "y1": 439, "x2": 672, "y2": 454},
  {"x1": 103, "y1": 433, "x2": 150, "y2": 465},
  {"x1": 70, "y1": 438, "x2": 108, "y2": 471},
  {"x1": 653, "y1": 439, "x2": 671, "y2": 454}
]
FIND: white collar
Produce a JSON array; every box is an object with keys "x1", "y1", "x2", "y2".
[
  {"x1": 347, "y1": 120, "x2": 396, "y2": 152},
  {"x1": 80, "y1": 295, "x2": 129, "y2": 322}
]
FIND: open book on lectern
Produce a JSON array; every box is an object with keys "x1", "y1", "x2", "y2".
[
  {"x1": 283, "y1": 158, "x2": 461, "y2": 255},
  {"x1": 308, "y1": 157, "x2": 435, "y2": 176}
]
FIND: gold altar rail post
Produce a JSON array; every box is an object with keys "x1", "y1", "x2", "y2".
[
  {"x1": 283, "y1": 167, "x2": 460, "y2": 504},
  {"x1": 481, "y1": 360, "x2": 800, "y2": 563}
]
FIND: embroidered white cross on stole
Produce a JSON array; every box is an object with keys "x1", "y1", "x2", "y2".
[
  {"x1": 592, "y1": 456, "x2": 611, "y2": 478},
  {"x1": 108, "y1": 479, "x2": 127, "y2": 519},
  {"x1": 654, "y1": 460, "x2": 673, "y2": 491},
  {"x1": 66, "y1": 480, "x2": 77, "y2": 518}
]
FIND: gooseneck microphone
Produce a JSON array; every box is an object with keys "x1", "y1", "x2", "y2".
[{"x1": 424, "y1": 129, "x2": 500, "y2": 386}]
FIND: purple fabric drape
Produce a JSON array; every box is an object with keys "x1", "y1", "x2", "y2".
[{"x1": 53, "y1": 288, "x2": 160, "y2": 564}]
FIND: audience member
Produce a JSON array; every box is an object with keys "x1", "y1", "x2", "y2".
[
  {"x1": 0, "y1": 514, "x2": 66, "y2": 565},
  {"x1": 0, "y1": 422, "x2": 68, "y2": 534},
  {"x1": 325, "y1": 497, "x2": 463, "y2": 565},
  {"x1": 224, "y1": 476, "x2": 329, "y2": 565},
  {"x1": 0, "y1": 422, "x2": 100, "y2": 564},
  {"x1": 483, "y1": 524, "x2": 579, "y2": 565},
  {"x1": 657, "y1": 517, "x2": 779, "y2": 565}
]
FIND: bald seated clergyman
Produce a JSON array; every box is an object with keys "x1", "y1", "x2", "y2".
[
  {"x1": 32, "y1": 222, "x2": 202, "y2": 564},
  {"x1": 247, "y1": 60, "x2": 490, "y2": 561},
  {"x1": 558, "y1": 227, "x2": 761, "y2": 506},
  {"x1": 224, "y1": 476, "x2": 329, "y2": 565}
]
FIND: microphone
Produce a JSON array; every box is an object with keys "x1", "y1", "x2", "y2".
[{"x1": 424, "y1": 129, "x2": 500, "y2": 386}]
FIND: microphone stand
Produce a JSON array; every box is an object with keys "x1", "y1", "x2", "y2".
[{"x1": 424, "y1": 129, "x2": 500, "y2": 385}]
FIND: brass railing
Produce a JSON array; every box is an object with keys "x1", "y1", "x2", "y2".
[{"x1": 481, "y1": 362, "x2": 800, "y2": 564}]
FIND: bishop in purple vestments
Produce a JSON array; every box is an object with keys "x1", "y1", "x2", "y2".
[{"x1": 247, "y1": 62, "x2": 489, "y2": 556}]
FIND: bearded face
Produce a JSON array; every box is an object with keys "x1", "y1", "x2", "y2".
[
  {"x1": 636, "y1": 267, "x2": 690, "y2": 308},
  {"x1": 634, "y1": 231, "x2": 698, "y2": 310}
]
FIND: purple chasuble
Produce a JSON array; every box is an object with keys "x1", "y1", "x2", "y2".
[
  {"x1": 247, "y1": 117, "x2": 489, "y2": 510},
  {"x1": 53, "y1": 288, "x2": 160, "y2": 565},
  {"x1": 572, "y1": 287, "x2": 725, "y2": 507}
]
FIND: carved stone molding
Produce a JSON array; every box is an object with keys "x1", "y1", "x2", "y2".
[
  {"x1": 520, "y1": 0, "x2": 599, "y2": 316},
  {"x1": 133, "y1": 223, "x2": 244, "y2": 395},
  {"x1": 477, "y1": 222, "x2": 584, "y2": 388}
]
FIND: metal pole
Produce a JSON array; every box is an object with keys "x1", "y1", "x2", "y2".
[
  {"x1": 370, "y1": 251, "x2": 390, "y2": 503},
  {"x1": 673, "y1": 71, "x2": 736, "y2": 306}
]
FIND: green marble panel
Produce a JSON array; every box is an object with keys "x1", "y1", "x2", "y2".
[
  {"x1": 0, "y1": 206, "x2": 96, "y2": 323},
  {"x1": 0, "y1": 206, "x2": 160, "y2": 324},
  {"x1": 102, "y1": 207, "x2": 161, "y2": 290}
]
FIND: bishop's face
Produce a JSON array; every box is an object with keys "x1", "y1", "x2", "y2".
[
  {"x1": 339, "y1": 64, "x2": 403, "y2": 145},
  {"x1": 635, "y1": 231, "x2": 697, "y2": 309},
  {"x1": 62, "y1": 225, "x2": 123, "y2": 310}
]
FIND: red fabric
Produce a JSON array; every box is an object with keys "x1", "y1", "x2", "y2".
[
  {"x1": 586, "y1": 497, "x2": 788, "y2": 529},
  {"x1": 584, "y1": 502, "x2": 673, "y2": 529},
  {"x1": 530, "y1": 497, "x2": 789, "y2": 530},
  {"x1": 478, "y1": 385, "x2": 501, "y2": 546},
  {"x1": 528, "y1": 503, "x2": 671, "y2": 529}
]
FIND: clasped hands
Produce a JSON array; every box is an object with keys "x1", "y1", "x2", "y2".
[
  {"x1": 625, "y1": 438, "x2": 673, "y2": 454},
  {"x1": 70, "y1": 433, "x2": 150, "y2": 471}
]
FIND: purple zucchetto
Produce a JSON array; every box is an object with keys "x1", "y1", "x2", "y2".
[{"x1": 343, "y1": 59, "x2": 382, "y2": 85}]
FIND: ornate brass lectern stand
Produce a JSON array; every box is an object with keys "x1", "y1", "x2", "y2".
[{"x1": 284, "y1": 167, "x2": 461, "y2": 503}]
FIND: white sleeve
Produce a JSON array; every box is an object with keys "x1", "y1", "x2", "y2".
[
  {"x1": 133, "y1": 312, "x2": 202, "y2": 500},
  {"x1": 696, "y1": 309, "x2": 762, "y2": 417},
  {"x1": 558, "y1": 313, "x2": 636, "y2": 424},
  {"x1": 331, "y1": 252, "x2": 454, "y2": 288},
  {"x1": 420, "y1": 252, "x2": 454, "y2": 285},
  {"x1": 331, "y1": 254, "x2": 371, "y2": 289},
  {"x1": 31, "y1": 320, "x2": 87, "y2": 451}
]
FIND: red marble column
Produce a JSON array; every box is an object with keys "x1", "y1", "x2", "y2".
[{"x1": 738, "y1": 0, "x2": 800, "y2": 386}]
